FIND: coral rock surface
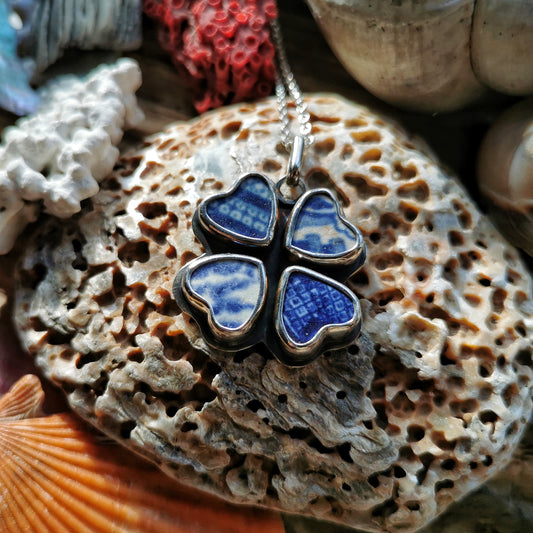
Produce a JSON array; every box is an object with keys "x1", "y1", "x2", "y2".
[
  {"x1": 14, "y1": 95, "x2": 533, "y2": 532},
  {"x1": 144, "y1": 0, "x2": 277, "y2": 113},
  {"x1": 0, "y1": 58, "x2": 144, "y2": 254}
]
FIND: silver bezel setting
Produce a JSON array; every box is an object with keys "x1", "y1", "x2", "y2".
[
  {"x1": 181, "y1": 254, "x2": 267, "y2": 342},
  {"x1": 284, "y1": 188, "x2": 365, "y2": 266},
  {"x1": 274, "y1": 265, "x2": 361, "y2": 358},
  {"x1": 198, "y1": 172, "x2": 278, "y2": 247}
]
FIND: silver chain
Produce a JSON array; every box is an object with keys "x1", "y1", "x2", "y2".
[{"x1": 270, "y1": 17, "x2": 313, "y2": 152}]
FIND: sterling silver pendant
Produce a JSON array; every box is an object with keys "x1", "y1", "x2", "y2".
[{"x1": 173, "y1": 168, "x2": 366, "y2": 367}]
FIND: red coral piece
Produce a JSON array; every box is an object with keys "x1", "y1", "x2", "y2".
[{"x1": 144, "y1": 0, "x2": 278, "y2": 113}]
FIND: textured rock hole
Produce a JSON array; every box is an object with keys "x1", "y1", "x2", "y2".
[
  {"x1": 399, "y1": 202, "x2": 419, "y2": 222},
  {"x1": 371, "y1": 498, "x2": 399, "y2": 519},
  {"x1": 393, "y1": 466, "x2": 406, "y2": 478},
  {"x1": 452, "y1": 200, "x2": 473, "y2": 229},
  {"x1": 373, "y1": 403, "x2": 389, "y2": 429},
  {"x1": 167, "y1": 185, "x2": 183, "y2": 196},
  {"x1": 221, "y1": 121, "x2": 242, "y2": 138},
  {"x1": 345, "y1": 117, "x2": 368, "y2": 127},
  {"x1": 490, "y1": 288, "x2": 507, "y2": 314},
  {"x1": 247, "y1": 399, "x2": 265, "y2": 413},
  {"x1": 127, "y1": 348, "x2": 144, "y2": 363},
  {"x1": 101, "y1": 177, "x2": 122, "y2": 190},
  {"x1": 350, "y1": 130, "x2": 382, "y2": 143},
  {"x1": 305, "y1": 169, "x2": 350, "y2": 207},
  {"x1": 373, "y1": 252, "x2": 404, "y2": 270},
  {"x1": 481, "y1": 386, "x2": 494, "y2": 402},
  {"x1": 416, "y1": 452, "x2": 435, "y2": 484},
  {"x1": 299, "y1": 381, "x2": 307, "y2": 390},
  {"x1": 369, "y1": 232, "x2": 381, "y2": 244},
  {"x1": 372, "y1": 288, "x2": 404, "y2": 307},
  {"x1": 502, "y1": 383, "x2": 520, "y2": 407},
  {"x1": 278, "y1": 394, "x2": 287, "y2": 404},
  {"x1": 336, "y1": 390, "x2": 346, "y2": 400},
  {"x1": 19, "y1": 262, "x2": 48, "y2": 289},
  {"x1": 391, "y1": 392, "x2": 415, "y2": 415},
  {"x1": 344, "y1": 173, "x2": 387, "y2": 199},
  {"x1": 136, "y1": 202, "x2": 167, "y2": 219},
  {"x1": 435, "y1": 479, "x2": 454, "y2": 492},
  {"x1": 431, "y1": 432, "x2": 457, "y2": 451},
  {"x1": 441, "y1": 459, "x2": 456, "y2": 471},
  {"x1": 514, "y1": 322, "x2": 527, "y2": 337},
  {"x1": 393, "y1": 161, "x2": 418, "y2": 180},
  {"x1": 262, "y1": 159, "x2": 281, "y2": 172},
  {"x1": 118, "y1": 240, "x2": 150, "y2": 266},
  {"x1": 450, "y1": 399, "x2": 479, "y2": 416},
  {"x1": 370, "y1": 165, "x2": 386, "y2": 177},
  {"x1": 314, "y1": 138, "x2": 335, "y2": 155},
  {"x1": 341, "y1": 144, "x2": 353, "y2": 160},
  {"x1": 236, "y1": 128, "x2": 250, "y2": 141},
  {"x1": 29, "y1": 316, "x2": 48, "y2": 332},
  {"x1": 506, "y1": 421, "x2": 519, "y2": 436},
  {"x1": 515, "y1": 348, "x2": 532, "y2": 366},
  {"x1": 47, "y1": 330, "x2": 75, "y2": 346},
  {"x1": 478, "y1": 277, "x2": 491, "y2": 287},
  {"x1": 482, "y1": 455, "x2": 493, "y2": 467},
  {"x1": 348, "y1": 344, "x2": 359, "y2": 355},
  {"x1": 350, "y1": 269, "x2": 369, "y2": 288},
  {"x1": 342, "y1": 483, "x2": 351, "y2": 491},
  {"x1": 359, "y1": 148, "x2": 382, "y2": 163},
  {"x1": 479, "y1": 410, "x2": 499, "y2": 425},
  {"x1": 75, "y1": 351, "x2": 106, "y2": 369},
  {"x1": 120, "y1": 420, "x2": 136, "y2": 439},
  {"x1": 397, "y1": 181, "x2": 429, "y2": 202},
  {"x1": 448, "y1": 231, "x2": 464, "y2": 247},
  {"x1": 478, "y1": 362, "x2": 494, "y2": 377},
  {"x1": 440, "y1": 343, "x2": 457, "y2": 365},
  {"x1": 181, "y1": 422, "x2": 198, "y2": 432},
  {"x1": 506, "y1": 268, "x2": 522, "y2": 285},
  {"x1": 367, "y1": 473, "x2": 380, "y2": 488},
  {"x1": 407, "y1": 425, "x2": 425, "y2": 442},
  {"x1": 180, "y1": 251, "x2": 198, "y2": 267},
  {"x1": 164, "y1": 405, "x2": 178, "y2": 417},
  {"x1": 336, "y1": 443, "x2": 354, "y2": 463}
]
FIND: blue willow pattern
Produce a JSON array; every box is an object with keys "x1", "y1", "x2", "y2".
[{"x1": 174, "y1": 173, "x2": 365, "y2": 366}]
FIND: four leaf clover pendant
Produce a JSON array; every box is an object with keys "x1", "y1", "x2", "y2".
[{"x1": 173, "y1": 172, "x2": 366, "y2": 366}]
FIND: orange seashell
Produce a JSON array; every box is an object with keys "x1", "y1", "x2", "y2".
[
  {"x1": 0, "y1": 374, "x2": 44, "y2": 420},
  {"x1": 0, "y1": 376, "x2": 285, "y2": 533}
]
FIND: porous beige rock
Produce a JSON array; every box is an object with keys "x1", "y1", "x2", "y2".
[
  {"x1": 14, "y1": 95, "x2": 533, "y2": 532},
  {"x1": 0, "y1": 57, "x2": 143, "y2": 254}
]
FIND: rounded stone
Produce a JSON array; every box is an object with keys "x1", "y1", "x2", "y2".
[{"x1": 13, "y1": 95, "x2": 533, "y2": 532}]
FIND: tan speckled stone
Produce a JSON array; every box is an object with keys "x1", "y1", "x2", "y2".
[{"x1": 14, "y1": 95, "x2": 533, "y2": 532}]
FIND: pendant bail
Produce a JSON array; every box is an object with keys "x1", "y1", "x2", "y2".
[{"x1": 286, "y1": 135, "x2": 305, "y2": 187}]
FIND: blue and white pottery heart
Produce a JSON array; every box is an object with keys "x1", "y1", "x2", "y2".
[
  {"x1": 181, "y1": 254, "x2": 267, "y2": 341},
  {"x1": 198, "y1": 173, "x2": 277, "y2": 246},
  {"x1": 275, "y1": 266, "x2": 361, "y2": 358},
  {"x1": 285, "y1": 189, "x2": 365, "y2": 267}
]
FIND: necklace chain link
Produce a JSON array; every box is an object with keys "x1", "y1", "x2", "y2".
[{"x1": 270, "y1": 17, "x2": 313, "y2": 152}]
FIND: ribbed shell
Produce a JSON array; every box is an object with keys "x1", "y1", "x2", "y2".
[{"x1": 0, "y1": 376, "x2": 284, "y2": 533}]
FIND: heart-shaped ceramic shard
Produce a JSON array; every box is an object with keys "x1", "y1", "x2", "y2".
[
  {"x1": 285, "y1": 189, "x2": 365, "y2": 267},
  {"x1": 183, "y1": 254, "x2": 266, "y2": 342},
  {"x1": 275, "y1": 266, "x2": 361, "y2": 360},
  {"x1": 199, "y1": 173, "x2": 277, "y2": 246}
]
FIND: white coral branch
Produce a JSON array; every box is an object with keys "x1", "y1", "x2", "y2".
[{"x1": 0, "y1": 57, "x2": 144, "y2": 254}]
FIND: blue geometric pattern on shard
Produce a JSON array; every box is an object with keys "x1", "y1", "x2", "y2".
[
  {"x1": 189, "y1": 258, "x2": 263, "y2": 330},
  {"x1": 282, "y1": 271, "x2": 355, "y2": 344},
  {"x1": 290, "y1": 193, "x2": 359, "y2": 255},
  {"x1": 205, "y1": 174, "x2": 274, "y2": 240}
]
